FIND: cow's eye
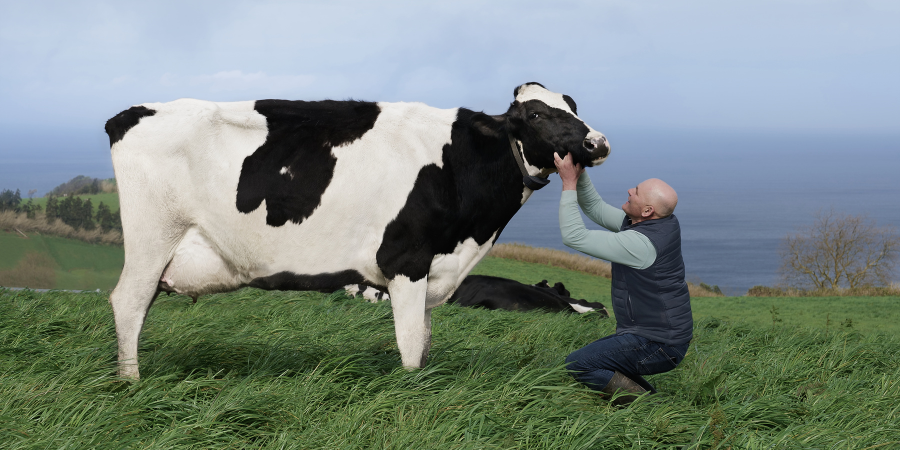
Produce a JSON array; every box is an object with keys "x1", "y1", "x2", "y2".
[{"x1": 528, "y1": 112, "x2": 539, "y2": 120}]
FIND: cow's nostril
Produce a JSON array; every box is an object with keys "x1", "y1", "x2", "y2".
[{"x1": 583, "y1": 138, "x2": 596, "y2": 150}]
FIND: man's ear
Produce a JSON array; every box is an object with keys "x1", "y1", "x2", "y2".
[
  {"x1": 471, "y1": 112, "x2": 504, "y2": 139},
  {"x1": 642, "y1": 205, "x2": 655, "y2": 218}
]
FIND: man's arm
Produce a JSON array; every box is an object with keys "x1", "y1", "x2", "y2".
[
  {"x1": 560, "y1": 191, "x2": 656, "y2": 269},
  {"x1": 575, "y1": 172, "x2": 626, "y2": 232}
]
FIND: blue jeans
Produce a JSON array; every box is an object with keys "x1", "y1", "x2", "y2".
[{"x1": 565, "y1": 333, "x2": 689, "y2": 393}]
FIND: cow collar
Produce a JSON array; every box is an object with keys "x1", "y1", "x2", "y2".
[{"x1": 506, "y1": 132, "x2": 551, "y2": 191}]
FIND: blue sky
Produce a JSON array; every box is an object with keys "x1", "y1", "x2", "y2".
[{"x1": 1, "y1": 0, "x2": 899, "y2": 194}]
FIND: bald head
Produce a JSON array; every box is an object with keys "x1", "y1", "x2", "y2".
[
  {"x1": 643, "y1": 178, "x2": 678, "y2": 218},
  {"x1": 622, "y1": 178, "x2": 678, "y2": 223}
]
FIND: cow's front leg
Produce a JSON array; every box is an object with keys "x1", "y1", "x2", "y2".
[{"x1": 387, "y1": 275, "x2": 430, "y2": 368}]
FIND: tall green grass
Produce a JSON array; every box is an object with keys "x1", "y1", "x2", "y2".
[{"x1": 1, "y1": 288, "x2": 898, "y2": 449}]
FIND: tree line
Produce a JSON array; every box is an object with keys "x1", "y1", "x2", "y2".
[{"x1": 0, "y1": 188, "x2": 122, "y2": 232}]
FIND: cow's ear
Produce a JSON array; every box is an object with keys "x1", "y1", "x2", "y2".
[
  {"x1": 562, "y1": 95, "x2": 577, "y2": 115},
  {"x1": 471, "y1": 112, "x2": 504, "y2": 139}
]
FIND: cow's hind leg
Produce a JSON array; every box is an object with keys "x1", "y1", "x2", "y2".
[
  {"x1": 109, "y1": 246, "x2": 173, "y2": 380},
  {"x1": 387, "y1": 275, "x2": 430, "y2": 368}
]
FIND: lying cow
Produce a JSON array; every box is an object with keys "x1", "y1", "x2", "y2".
[
  {"x1": 346, "y1": 276, "x2": 609, "y2": 316},
  {"x1": 105, "y1": 82, "x2": 610, "y2": 379}
]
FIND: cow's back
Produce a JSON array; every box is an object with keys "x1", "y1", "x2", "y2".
[{"x1": 111, "y1": 98, "x2": 459, "y2": 295}]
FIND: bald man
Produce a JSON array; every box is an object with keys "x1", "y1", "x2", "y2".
[{"x1": 554, "y1": 152, "x2": 693, "y2": 406}]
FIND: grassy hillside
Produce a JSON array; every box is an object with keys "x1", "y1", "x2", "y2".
[
  {"x1": 30, "y1": 192, "x2": 120, "y2": 213},
  {"x1": 1, "y1": 288, "x2": 898, "y2": 448},
  {"x1": 0, "y1": 231, "x2": 123, "y2": 290}
]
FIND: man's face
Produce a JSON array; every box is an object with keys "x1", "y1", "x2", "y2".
[{"x1": 622, "y1": 180, "x2": 651, "y2": 220}]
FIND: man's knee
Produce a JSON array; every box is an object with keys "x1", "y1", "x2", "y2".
[{"x1": 564, "y1": 350, "x2": 586, "y2": 373}]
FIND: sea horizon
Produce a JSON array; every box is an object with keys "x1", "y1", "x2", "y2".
[
  {"x1": 2, "y1": 129, "x2": 899, "y2": 296},
  {"x1": 498, "y1": 129, "x2": 900, "y2": 296}
]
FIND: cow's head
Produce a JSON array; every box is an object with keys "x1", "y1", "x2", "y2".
[{"x1": 505, "y1": 82, "x2": 610, "y2": 173}]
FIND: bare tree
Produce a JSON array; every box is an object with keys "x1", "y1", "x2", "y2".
[{"x1": 779, "y1": 209, "x2": 899, "y2": 289}]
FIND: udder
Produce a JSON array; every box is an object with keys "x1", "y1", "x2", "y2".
[{"x1": 159, "y1": 228, "x2": 246, "y2": 296}]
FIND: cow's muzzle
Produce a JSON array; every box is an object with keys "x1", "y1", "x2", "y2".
[{"x1": 583, "y1": 135, "x2": 610, "y2": 158}]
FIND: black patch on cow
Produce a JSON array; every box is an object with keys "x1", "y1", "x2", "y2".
[
  {"x1": 376, "y1": 108, "x2": 527, "y2": 281},
  {"x1": 514, "y1": 82, "x2": 546, "y2": 97},
  {"x1": 248, "y1": 269, "x2": 367, "y2": 292},
  {"x1": 105, "y1": 106, "x2": 156, "y2": 147},
  {"x1": 449, "y1": 275, "x2": 607, "y2": 315},
  {"x1": 236, "y1": 100, "x2": 381, "y2": 227},
  {"x1": 552, "y1": 282, "x2": 570, "y2": 297},
  {"x1": 562, "y1": 95, "x2": 577, "y2": 115}
]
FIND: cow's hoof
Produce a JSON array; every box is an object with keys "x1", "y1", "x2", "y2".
[{"x1": 118, "y1": 366, "x2": 140, "y2": 381}]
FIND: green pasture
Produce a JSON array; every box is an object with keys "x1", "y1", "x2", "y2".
[
  {"x1": 0, "y1": 231, "x2": 123, "y2": 290},
  {"x1": 30, "y1": 192, "x2": 120, "y2": 213},
  {"x1": 692, "y1": 295, "x2": 900, "y2": 333},
  {"x1": 1, "y1": 287, "x2": 898, "y2": 448}
]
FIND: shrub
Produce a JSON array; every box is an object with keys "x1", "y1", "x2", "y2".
[
  {"x1": 747, "y1": 284, "x2": 900, "y2": 297},
  {"x1": 780, "y1": 208, "x2": 899, "y2": 289}
]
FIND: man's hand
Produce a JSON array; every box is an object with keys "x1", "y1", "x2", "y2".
[{"x1": 554, "y1": 152, "x2": 584, "y2": 191}]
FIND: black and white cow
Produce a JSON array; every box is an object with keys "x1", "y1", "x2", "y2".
[
  {"x1": 105, "y1": 82, "x2": 610, "y2": 379},
  {"x1": 347, "y1": 276, "x2": 610, "y2": 316}
]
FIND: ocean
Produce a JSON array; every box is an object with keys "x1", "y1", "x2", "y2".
[{"x1": 497, "y1": 130, "x2": 900, "y2": 296}]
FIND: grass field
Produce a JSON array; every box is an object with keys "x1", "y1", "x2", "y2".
[
  {"x1": 0, "y1": 231, "x2": 123, "y2": 290},
  {"x1": 29, "y1": 192, "x2": 120, "y2": 213},
  {"x1": 1, "y1": 287, "x2": 898, "y2": 449}
]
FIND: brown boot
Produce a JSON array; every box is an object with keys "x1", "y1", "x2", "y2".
[{"x1": 600, "y1": 371, "x2": 648, "y2": 406}]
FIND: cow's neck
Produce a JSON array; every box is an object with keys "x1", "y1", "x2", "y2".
[{"x1": 505, "y1": 131, "x2": 551, "y2": 191}]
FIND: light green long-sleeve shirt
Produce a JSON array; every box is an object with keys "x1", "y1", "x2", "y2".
[{"x1": 559, "y1": 173, "x2": 657, "y2": 270}]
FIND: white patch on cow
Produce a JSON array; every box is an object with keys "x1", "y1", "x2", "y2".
[
  {"x1": 114, "y1": 99, "x2": 458, "y2": 298},
  {"x1": 344, "y1": 284, "x2": 390, "y2": 302},
  {"x1": 344, "y1": 284, "x2": 361, "y2": 297},
  {"x1": 424, "y1": 232, "x2": 498, "y2": 308},
  {"x1": 514, "y1": 138, "x2": 544, "y2": 177},
  {"x1": 265, "y1": 101, "x2": 457, "y2": 285},
  {"x1": 515, "y1": 84, "x2": 576, "y2": 114},
  {"x1": 387, "y1": 275, "x2": 429, "y2": 368},
  {"x1": 514, "y1": 84, "x2": 610, "y2": 167},
  {"x1": 520, "y1": 187, "x2": 533, "y2": 205},
  {"x1": 568, "y1": 303, "x2": 595, "y2": 314},
  {"x1": 279, "y1": 166, "x2": 294, "y2": 179},
  {"x1": 362, "y1": 286, "x2": 387, "y2": 302},
  {"x1": 161, "y1": 227, "x2": 245, "y2": 295}
]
